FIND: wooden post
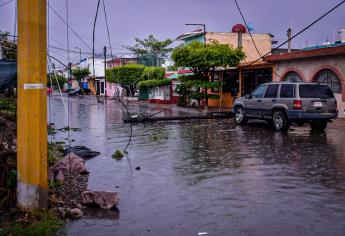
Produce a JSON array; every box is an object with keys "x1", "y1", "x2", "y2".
[{"x1": 17, "y1": 0, "x2": 48, "y2": 209}]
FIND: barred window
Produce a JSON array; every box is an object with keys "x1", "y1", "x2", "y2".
[
  {"x1": 283, "y1": 71, "x2": 303, "y2": 82},
  {"x1": 315, "y1": 69, "x2": 342, "y2": 94}
]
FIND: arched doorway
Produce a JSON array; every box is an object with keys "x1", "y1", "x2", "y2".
[{"x1": 283, "y1": 71, "x2": 303, "y2": 82}]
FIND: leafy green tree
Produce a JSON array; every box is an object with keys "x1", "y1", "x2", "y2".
[
  {"x1": 47, "y1": 74, "x2": 67, "y2": 88},
  {"x1": 124, "y1": 35, "x2": 173, "y2": 66},
  {"x1": 72, "y1": 68, "x2": 90, "y2": 81},
  {"x1": 106, "y1": 64, "x2": 145, "y2": 96},
  {"x1": 141, "y1": 67, "x2": 165, "y2": 81},
  {"x1": 172, "y1": 41, "x2": 245, "y2": 107},
  {"x1": 0, "y1": 31, "x2": 17, "y2": 61}
]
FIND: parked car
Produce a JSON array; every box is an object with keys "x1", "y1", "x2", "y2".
[{"x1": 232, "y1": 82, "x2": 338, "y2": 131}]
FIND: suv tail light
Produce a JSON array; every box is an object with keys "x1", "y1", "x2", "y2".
[{"x1": 293, "y1": 100, "x2": 302, "y2": 110}]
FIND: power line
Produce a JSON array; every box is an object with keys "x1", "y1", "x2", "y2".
[
  {"x1": 233, "y1": 0, "x2": 282, "y2": 79},
  {"x1": 103, "y1": 0, "x2": 113, "y2": 60},
  {"x1": 92, "y1": 0, "x2": 101, "y2": 76},
  {"x1": 47, "y1": 3, "x2": 92, "y2": 51},
  {"x1": 65, "y1": 0, "x2": 70, "y2": 63},
  {"x1": 246, "y1": 0, "x2": 345, "y2": 68},
  {"x1": 0, "y1": 0, "x2": 14, "y2": 8},
  {"x1": 233, "y1": 0, "x2": 262, "y2": 57}
]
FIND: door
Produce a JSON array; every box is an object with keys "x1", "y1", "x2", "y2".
[
  {"x1": 262, "y1": 84, "x2": 279, "y2": 118},
  {"x1": 246, "y1": 84, "x2": 267, "y2": 118},
  {"x1": 100, "y1": 81, "x2": 105, "y2": 95},
  {"x1": 96, "y1": 80, "x2": 100, "y2": 95}
]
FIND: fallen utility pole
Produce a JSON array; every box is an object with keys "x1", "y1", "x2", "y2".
[
  {"x1": 17, "y1": 0, "x2": 48, "y2": 209},
  {"x1": 123, "y1": 112, "x2": 234, "y2": 123}
]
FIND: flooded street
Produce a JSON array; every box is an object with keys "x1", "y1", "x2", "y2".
[{"x1": 50, "y1": 96, "x2": 345, "y2": 236}]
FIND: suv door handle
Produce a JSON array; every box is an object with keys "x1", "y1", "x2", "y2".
[
  {"x1": 272, "y1": 99, "x2": 276, "y2": 102},
  {"x1": 257, "y1": 100, "x2": 262, "y2": 102}
]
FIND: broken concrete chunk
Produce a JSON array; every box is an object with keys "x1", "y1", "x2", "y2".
[
  {"x1": 69, "y1": 208, "x2": 83, "y2": 218},
  {"x1": 50, "y1": 152, "x2": 88, "y2": 182},
  {"x1": 81, "y1": 191, "x2": 119, "y2": 210}
]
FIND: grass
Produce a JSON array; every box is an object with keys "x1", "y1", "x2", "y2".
[
  {"x1": 112, "y1": 149, "x2": 124, "y2": 160},
  {"x1": 0, "y1": 210, "x2": 65, "y2": 236}
]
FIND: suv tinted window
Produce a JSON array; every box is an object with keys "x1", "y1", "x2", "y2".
[
  {"x1": 264, "y1": 84, "x2": 279, "y2": 98},
  {"x1": 280, "y1": 84, "x2": 295, "y2": 98},
  {"x1": 251, "y1": 85, "x2": 267, "y2": 98},
  {"x1": 299, "y1": 84, "x2": 334, "y2": 99}
]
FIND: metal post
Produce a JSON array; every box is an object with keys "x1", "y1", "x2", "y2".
[
  {"x1": 104, "y1": 46, "x2": 107, "y2": 100},
  {"x1": 287, "y1": 28, "x2": 292, "y2": 53},
  {"x1": 237, "y1": 32, "x2": 243, "y2": 48},
  {"x1": 17, "y1": 0, "x2": 47, "y2": 209},
  {"x1": 203, "y1": 24, "x2": 206, "y2": 46}
]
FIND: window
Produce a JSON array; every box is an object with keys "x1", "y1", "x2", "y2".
[
  {"x1": 264, "y1": 84, "x2": 279, "y2": 98},
  {"x1": 283, "y1": 71, "x2": 303, "y2": 82},
  {"x1": 299, "y1": 84, "x2": 334, "y2": 99},
  {"x1": 251, "y1": 85, "x2": 267, "y2": 98},
  {"x1": 315, "y1": 69, "x2": 342, "y2": 94},
  {"x1": 280, "y1": 84, "x2": 295, "y2": 98}
]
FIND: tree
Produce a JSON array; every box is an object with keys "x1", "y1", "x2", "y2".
[
  {"x1": 141, "y1": 67, "x2": 165, "y2": 81},
  {"x1": 106, "y1": 64, "x2": 145, "y2": 96},
  {"x1": 172, "y1": 40, "x2": 245, "y2": 107},
  {"x1": 0, "y1": 31, "x2": 17, "y2": 61},
  {"x1": 47, "y1": 74, "x2": 67, "y2": 88},
  {"x1": 72, "y1": 68, "x2": 90, "y2": 81},
  {"x1": 124, "y1": 35, "x2": 173, "y2": 66}
]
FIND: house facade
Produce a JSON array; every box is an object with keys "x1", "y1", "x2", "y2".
[
  {"x1": 177, "y1": 26, "x2": 274, "y2": 108},
  {"x1": 79, "y1": 57, "x2": 106, "y2": 96}
]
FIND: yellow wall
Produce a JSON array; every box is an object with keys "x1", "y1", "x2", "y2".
[
  {"x1": 208, "y1": 91, "x2": 234, "y2": 108},
  {"x1": 88, "y1": 78, "x2": 96, "y2": 95},
  {"x1": 206, "y1": 32, "x2": 272, "y2": 62}
]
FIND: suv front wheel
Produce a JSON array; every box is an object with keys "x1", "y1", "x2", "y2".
[
  {"x1": 234, "y1": 107, "x2": 248, "y2": 125},
  {"x1": 272, "y1": 110, "x2": 290, "y2": 132}
]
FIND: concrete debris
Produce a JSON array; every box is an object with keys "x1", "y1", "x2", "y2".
[
  {"x1": 81, "y1": 191, "x2": 119, "y2": 210},
  {"x1": 50, "y1": 152, "x2": 88, "y2": 182}
]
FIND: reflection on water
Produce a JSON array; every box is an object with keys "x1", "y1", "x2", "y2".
[{"x1": 49, "y1": 96, "x2": 345, "y2": 236}]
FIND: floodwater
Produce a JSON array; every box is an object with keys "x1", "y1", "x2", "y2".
[{"x1": 49, "y1": 96, "x2": 345, "y2": 236}]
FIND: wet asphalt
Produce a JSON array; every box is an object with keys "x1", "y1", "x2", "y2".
[{"x1": 49, "y1": 96, "x2": 345, "y2": 236}]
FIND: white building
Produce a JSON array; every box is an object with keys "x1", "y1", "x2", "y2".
[{"x1": 79, "y1": 57, "x2": 106, "y2": 96}]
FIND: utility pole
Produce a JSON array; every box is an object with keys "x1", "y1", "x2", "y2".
[
  {"x1": 287, "y1": 28, "x2": 292, "y2": 53},
  {"x1": 17, "y1": 0, "x2": 47, "y2": 209},
  {"x1": 104, "y1": 46, "x2": 107, "y2": 101},
  {"x1": 75, "y1": 46, "x2": 81, "y2": 65}
]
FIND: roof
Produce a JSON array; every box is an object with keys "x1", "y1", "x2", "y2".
[
  {"x1": 265, "y1": 44, "x2": 345, "y2": 62},
  {"x1": 237, "y1": 60, "x2": 273, "y2": 69},
  {"x1": 176, "y1": 29, "x2": 204, "y2": 41}
]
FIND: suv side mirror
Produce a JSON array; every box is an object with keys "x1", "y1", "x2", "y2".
[{"x1": 245, "y1": 94, "x2": 252, "y2": 99}]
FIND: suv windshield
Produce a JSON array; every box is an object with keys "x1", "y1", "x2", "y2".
[{"x1": 299, "y1": 84, "x2": 334, "y2": 99}]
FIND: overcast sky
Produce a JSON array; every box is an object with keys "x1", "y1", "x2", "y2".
[{"x1": 0, "y1": 0, "x2": 344, "y2": 64}]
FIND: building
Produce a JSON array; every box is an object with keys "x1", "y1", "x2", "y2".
[
  {"x1": 80, "y1": 57, "x2": 106, "y2": 96},
  {"x1": 265, "y1": 43, "x2": 345, "y2": 118},
  {"x1": 176, "y1": 28, "x2": 273, "y2": 62},
  {"x1": 176, "y1": 25, "x2": 274, "y2": 108},
  {"x1": 106, "y1": 56, "x2": 138, "y2": 69}
]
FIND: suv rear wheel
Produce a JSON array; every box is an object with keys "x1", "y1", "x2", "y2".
[
  {"x1": 272, "y1": 110, "x2": 290, "y2": 132},
  {"x1": 310, "y1": 120, "x2": 327, "y2": 131},
  {"x1": 234, "y1": 107, "x2": 248, "y2": 125}
]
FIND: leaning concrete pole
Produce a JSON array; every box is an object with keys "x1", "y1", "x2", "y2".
[{"x1": 17, "y1": 0, "x2": 48, "y2": 209}]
